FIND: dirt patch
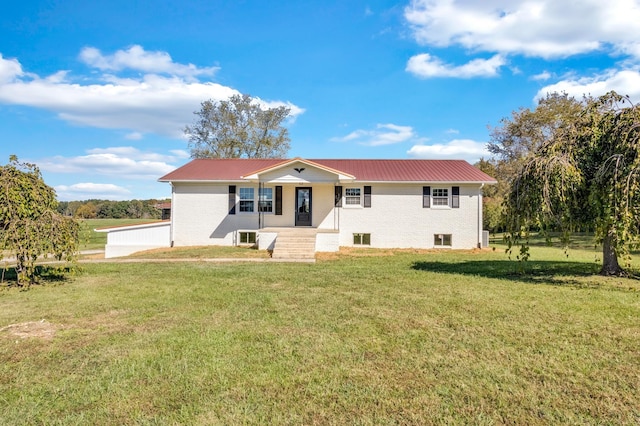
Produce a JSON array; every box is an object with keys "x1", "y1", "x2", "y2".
[
  {"x1": 81, "y1": 253, "x2": 105, "y2": 260},
  {"x1": 0, "y1": 319, "x2": 57, "y2": 340}
]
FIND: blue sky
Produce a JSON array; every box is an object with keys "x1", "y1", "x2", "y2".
[{"x1": 1, "y1": 0, "x2": 639, "y2": 201}]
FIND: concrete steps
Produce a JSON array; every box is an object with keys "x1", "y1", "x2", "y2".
[{"x1": 271, "y1": 229, "x2": 317, "y2": 261}]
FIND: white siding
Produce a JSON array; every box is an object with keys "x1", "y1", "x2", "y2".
[
  {"x1": 258, "y1": 232, "x2": 277, "y2": 250},
  {"x1": 311, "y1": 185, "x2": 336, "y2": 229},
  {"x1": 172, "y1": 183, "x2": 259, "y2": 246},
  {"x1": 338, "y1": 183, "x2": 482, "y2": 249},
  {"x1": 99, "y1": 222, "x2": 171, "y2": 258},
  {"x1": 262, "y1": 185, "x2": 294, "y2": 228},
  {"x1": 316, "y1": 232, "x2": 339, "y2": 252}
]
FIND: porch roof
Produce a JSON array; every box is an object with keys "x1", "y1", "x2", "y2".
[
  {"x1": 241, "y1": 158, "x2": 356, "y2": 181},
  {"x1": 159, "y1": 158, "x2": 497, "y2": 184}
]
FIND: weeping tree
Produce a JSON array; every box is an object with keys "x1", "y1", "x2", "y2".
[
  {"x1": 482, "y1": 93, "x2": 585, "y2": 233},
  {"x1": 0, "y1": 156, "x2": 79, "y2": 286},
  {"x1": 504, "y1": 92, "x2": 640, "y2": 276},
  {"x1": 185, "y1": 93, "x2": 291, "y2": 159}
]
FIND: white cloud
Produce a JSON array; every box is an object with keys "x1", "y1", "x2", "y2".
[
  {"x1": 79, "y1": 45, "x2": 219, "y2": 79},
  {"x1": 406, "y1": 53, "x2": 505, "y2": 78},
  {"x1": 531, "y1": 71, "x2": 552, "y2": 81},
  {"x1": 85, "y1": 146, "x2": 183, "y2": 163},
  {"x1": 125, "y1": 131, "x2": 144, "y2": 140},
  {"x1": 169, "y1": 149, "x2": 190, "y2": 159},
  {"x1": 331, "y1": 123, "x2": 418, "y2": 146},
  {"x1": 407, "y1": 139, "x2": 490, "y2": 162},
  {"x1": 0, "y1": 46, "x2": 305, "y2": 139},
  {"x1": 333, "y1": 129, "x2": 368, "y2": 142},
  {"x1": 0, "y1": 54, "x2": 23, "y2": 83},
  {"x1": 404, "y1": 0, "x2": 640, "y2": 59},
  {"x1": 536, "y1": 69, "x2": 640, "y2": 102},
  {"x1": 55, "y1": 183, "x2": 131, "y2": 201},
  {"x1": 36, "y1": 147, "x2": 179, "y2": 179}
]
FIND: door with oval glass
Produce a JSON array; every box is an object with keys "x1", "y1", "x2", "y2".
[{"x1": 295, "y1": 187, "x2": 312, "y2": 226}]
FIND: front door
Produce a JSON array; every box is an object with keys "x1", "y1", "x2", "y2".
[{"x1": 295, "y1": 187, "x2": 312, "y2": 226}]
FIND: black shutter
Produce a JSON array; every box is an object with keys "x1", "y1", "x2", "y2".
[
  {"x1": 423, "y1": 186, "x2": 430, "y2": 208},
  {"x1": 275, "y1": 186, "x2": 282, "y2": 215},
  {"x1": 228, "y1": 185, "x2": 236, "y2": 215},
  {"x1": 335, "y1": 186, "x2": 343, "y2": 207},
  {"x1": 452, "y1": 186, "x2": 460, "y2": 208},
  {"x1": 364, "y1": 186, "x2": 372, "y2": 208}
]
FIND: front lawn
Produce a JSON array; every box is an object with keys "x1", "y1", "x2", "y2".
[{"x1": 1, "y1": 247, "x2": 639, "y2": 424}]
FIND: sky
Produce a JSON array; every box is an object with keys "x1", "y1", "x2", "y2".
[{"x1": 2, "y1": 0, "x2": 640, "y2": 201}]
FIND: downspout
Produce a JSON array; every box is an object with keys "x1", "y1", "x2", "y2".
[
  {"x1": 478, "y1": 183, "x2": 484, "y2": 248},
  {"x1": 170, "y1": 183, "x2": 175, "y2": 247}
]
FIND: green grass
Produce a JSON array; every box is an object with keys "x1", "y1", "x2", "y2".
[
  {"x1": 79, "y1": 218, "x2": 163, "y2": 250},
  {"x1": 1, "y1": 246, "x2": 640, "y2": 424},
  {"x1": 489, "y1": 231, "x2": 601, "y2": 250}
]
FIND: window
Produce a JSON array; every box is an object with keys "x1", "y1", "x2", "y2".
[
  {"x1": 258, "y1": 187, "x2": 273, "y2": 213},
  {"x1": 239, "y1": 231, "x2": 256, "y2": 244},
  {"x1": 353, "y1": 233, "x2": 371, "y2": 245},
  {"x1": 434, "y1": 234, "x2": 452, "y2": 247},
  {"x1": 345, "y1": 188, "x2": 361, "y2": 205},
  {"x1": 239, "y1": 187, "x2": 254, "y2": 212},
  {"x1": 432, "y1": 188, "x2": 449, "y2": 206}
]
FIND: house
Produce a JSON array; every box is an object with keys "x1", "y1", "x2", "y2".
[
  {"x1": 156, "y1": 158, "x2": 496, "y2": 256},
  {"x1": 154, "y1": 201, "x2": 172, "y2": 220}
]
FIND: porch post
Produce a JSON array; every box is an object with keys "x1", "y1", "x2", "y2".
[{"x1": 334, "y1": 183, "x2": 342, "y2": 231}]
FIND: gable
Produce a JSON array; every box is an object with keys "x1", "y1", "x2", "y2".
[{"x1": 251, "y1": 160, "x2": 347, "y2": 183}]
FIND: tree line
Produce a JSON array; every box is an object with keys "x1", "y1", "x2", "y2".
[{"x1": 58, "y1": 199, "x2": 170, "y2": 219}]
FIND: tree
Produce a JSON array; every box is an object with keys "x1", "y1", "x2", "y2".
[
  {"x1": 488, "y1": 93, "x2": 584, "y2": 168},
  {"x1": 0, "y1": 156, "x2": 79, "y2": 286},
  {"x1": 74, "y1": 202, "x2": 97, "y2": 219},
  {"x1": 475, "y1": 158, "x2": 505, "y2": 233},
  {"x1": 185, "y1": 93, "x2": 291, "y2": 159},
  {"x1": 503, "y1": 92, "x2": 640, "y2": 276},
  {"x1": 480, "y1": 94, "x2": 585, "y2": 234}
]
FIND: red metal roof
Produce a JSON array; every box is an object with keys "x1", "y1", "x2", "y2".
[
  {"x1": 159, "y1": 159, "x2": 282, "y2": 181},
  {"x1": 159, "y1": 158, "x2": 496, "y2": 183},
  {"x1": 313, "y1": 159, "x2": 496, "y2": 182}
]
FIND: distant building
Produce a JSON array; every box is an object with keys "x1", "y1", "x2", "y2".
[{"x1": 154, "y1": 201, "x2": 171, "y2": 220}]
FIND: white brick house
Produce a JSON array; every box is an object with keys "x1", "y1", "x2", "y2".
[{"x1": 158, "y1": 158, "x2": 496, "y2": 252}]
